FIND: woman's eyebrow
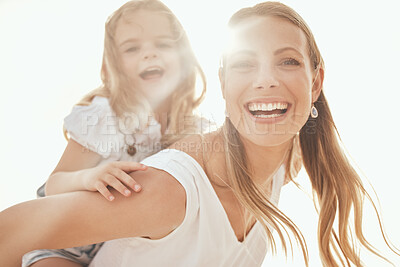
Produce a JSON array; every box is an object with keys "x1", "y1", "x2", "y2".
[{"x1": 274, "y1": 47, "x2": 303, "y2": 57}]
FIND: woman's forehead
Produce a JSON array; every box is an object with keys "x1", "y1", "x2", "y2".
[{"x1": 227, "y1": 16, "x2": 308, "y2": 56}]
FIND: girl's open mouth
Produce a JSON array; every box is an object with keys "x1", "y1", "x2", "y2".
[{"x1": 139, "y1": 67, "x2": 164, "y2": 80}]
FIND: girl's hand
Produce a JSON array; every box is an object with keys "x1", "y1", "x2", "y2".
[{"x1": 83, "y1": 161, "x2": 147, "y2": 201}]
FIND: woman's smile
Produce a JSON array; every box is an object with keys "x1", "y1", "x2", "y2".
[{"x1": 244, "y1": 98, "x2": 291, "y2": 124}]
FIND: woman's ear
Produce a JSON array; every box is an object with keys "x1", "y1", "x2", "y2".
[
  {"x1": 312, "y1": 67, "x2": 324, "y2": 102},
  {"x1": 219, "y1": 67, "x2": 226, "y2": 99}
]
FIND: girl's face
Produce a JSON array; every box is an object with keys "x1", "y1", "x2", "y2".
[
  {"x1": 115, "y1": 10, "x2": 182, "y2": 110},
  {"x1": 220, "y1": 16, "x2": 322, "y2": 148}
]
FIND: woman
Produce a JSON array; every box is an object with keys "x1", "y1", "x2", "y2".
[{"x1": 0, "y1": 2, "x2": 398, "y2": 266}]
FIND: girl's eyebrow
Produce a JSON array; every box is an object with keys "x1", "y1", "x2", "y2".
[
  {"x1": 119, "y1": 35, "x2": 174, "y2": 47},
  {"x1": 156, "y1": 35, "x2": 174, "y2": 39},
  {"x1": 119, "y1": 38, "x2": 139, "y2": 47},
  {"x1": 229, "y1": 50, "x2": 256, "y2": 58}
]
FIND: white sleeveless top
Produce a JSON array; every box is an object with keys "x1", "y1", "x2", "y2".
[{"x1": 89, "y1": 149, "x2": 285, "y2": 267}]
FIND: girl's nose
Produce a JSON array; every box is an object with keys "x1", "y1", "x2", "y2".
[
  {"x1": 142, "y1": 46, "x2": 158, "y2": 60},
  {"x1": 143, "y1": 52, "x2": 157, "y2": 60}
]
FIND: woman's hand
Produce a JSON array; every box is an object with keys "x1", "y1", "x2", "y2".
[{"x1": 83, "y1": 161, "x2": 147, "y2": 201}]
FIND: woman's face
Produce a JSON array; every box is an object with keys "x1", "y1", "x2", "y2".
[
  {"x1": 115, "y1": 9, "x2": 182, "y2": 110},
  {"x1": 220, "y1": 16, "x2": 322, "y2": 147}
]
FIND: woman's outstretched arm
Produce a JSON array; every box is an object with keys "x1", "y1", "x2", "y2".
[{"x1": 0, "y1": 167, "x2": 186, "y2": 267}]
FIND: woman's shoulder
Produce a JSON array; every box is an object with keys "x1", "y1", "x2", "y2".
[
  {"x1": 141, "y1": 133, "x2": 222, "y2": 191},
  {"x1": 167, "y1": 132, "x2": 221, "y2": 169},
  {"x1": 169, "y1": 135, "x2": 203, "y2": 163},
  {"x1": 137, "y1": 147, "x2": 206, "y2": 234}
]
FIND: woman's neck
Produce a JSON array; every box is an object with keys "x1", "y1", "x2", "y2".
[
  {"x1": 204, "y1": 132, "x2": 292, "y2": 191},
  {"x1": 241, "y1": 137, "x2": 292, "y2": 188}
]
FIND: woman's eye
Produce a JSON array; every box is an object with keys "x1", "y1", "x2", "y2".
[{"x1": 282, "y1": 58, "x2": 300, "y2": 66}]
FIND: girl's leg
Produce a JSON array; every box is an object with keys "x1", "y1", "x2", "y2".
[
  {"x1": 30, "y1": 258, "x2": 83, "y2": 267},
  {"x1": 23, "y1": 243, "x2": 103, "y2": 267}
]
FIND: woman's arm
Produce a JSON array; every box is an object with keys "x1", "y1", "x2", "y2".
[{"x1": 0, "y1": 167, "x2": 186, "y2": 267}]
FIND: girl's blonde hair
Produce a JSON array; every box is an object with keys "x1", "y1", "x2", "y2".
[
  {"x1": 67, "y1": 0, "x2": 206, "y2": 147},
  {"x1": 221, "y1": 2, "x2": 398, "y2": 266}
]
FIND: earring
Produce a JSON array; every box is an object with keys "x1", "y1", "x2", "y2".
[{"x1": 310, "y1": 104, "x2": 318, "y2": 118}]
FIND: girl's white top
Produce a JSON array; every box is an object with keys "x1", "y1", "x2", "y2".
[
  {"x1": 64, "y1": 96, "x2": 162, "y2": 163},
  {"x1": 89, "y1": 149, "x2": 285, "y2": 267}
]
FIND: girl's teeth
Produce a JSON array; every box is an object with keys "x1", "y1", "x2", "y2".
[{"x1": 146, "y1": 67, "x2": 161, "y2": 72}]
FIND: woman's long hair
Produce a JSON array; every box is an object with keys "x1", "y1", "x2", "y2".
[
  {"x1": 66, "y1": 0, "x2": 206, "y2": 147},
  {"x1": 221, "y1": 2, "x2": 398, "y2": 266}
]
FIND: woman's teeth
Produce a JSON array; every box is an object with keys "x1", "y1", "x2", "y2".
[
  {"x1": 248, "y1": 102, "x2": 288, "y2": 111},
  {"x1": 247, "y1": 102, "x2": 288, "y2": 118},
  {"x1": 251, "y1": 113, "x2": 282, "y2": 118}
]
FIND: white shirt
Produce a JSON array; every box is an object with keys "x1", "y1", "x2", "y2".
[
  {"x1": 64, "y1": 96, "x2": 162, "y2": 163},
  {"x1": 89, "y1": 149, "x2": 285, "y2": 267}
]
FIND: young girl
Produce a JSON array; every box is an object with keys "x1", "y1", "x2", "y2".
[
  {"x1": 0, "y1": 2, "x2": 398, "y2": 267},
  {"x1": 23, "y1": 0, "x2": 207, "y2": 266}
]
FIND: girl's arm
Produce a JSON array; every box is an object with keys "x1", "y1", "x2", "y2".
[
  {"x1": 45, "y1": 139, "x2": 145, "y2": 200},
  {"x1": 0, "y1": 167, "x2": 186, "y2": 267}
]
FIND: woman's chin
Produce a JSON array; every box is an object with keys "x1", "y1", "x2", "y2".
[{"x1": 240, "y1": 131, "x2": 296, "y2": 149}]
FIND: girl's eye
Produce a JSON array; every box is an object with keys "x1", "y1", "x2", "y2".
[
  {"x1": 231, "y1": 61, "x2": 255, "y2": 70},
  {"x1": 157, "y1": 41, "x2": 174, "y2": 49},
  {"x1": 282, "y1": 58, "x2": 300, "y2": 66},
  {"x1": 125, "y1": 46, "x2": 139, "y2": 53}
]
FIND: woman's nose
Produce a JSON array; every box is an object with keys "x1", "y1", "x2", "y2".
[{"x1": 252, "y1": 65, "x2": 279, "y2": 90}]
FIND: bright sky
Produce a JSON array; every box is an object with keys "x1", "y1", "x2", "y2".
[{"x1": 0, "y1": 0, "x2": 399, "y2": 266}]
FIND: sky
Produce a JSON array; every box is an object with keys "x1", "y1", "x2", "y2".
[{"x1": 0, "y1": 0, "x2": 399, "y2": 266}]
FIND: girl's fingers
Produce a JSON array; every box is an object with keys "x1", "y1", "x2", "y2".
[
  {"x1": 121, "y1": 172, "x2": 142, "y2": 192},
  {"x1": 113, "y1": 161, "x2": 147, "y2": 172},
  {"x1": 104, "y1": 174, "x2": 131, "y2": 197},
  {"x1": 110, "y1": 168, "x2": 142, "y2": 192},
  {"x1": 95, "y1": 181, "x2": 115, "y2": 201}
]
